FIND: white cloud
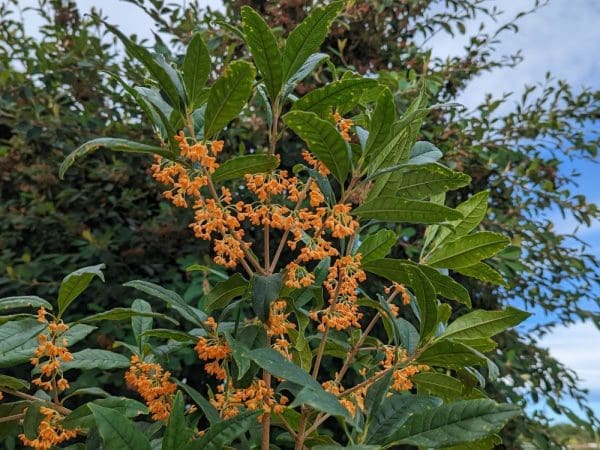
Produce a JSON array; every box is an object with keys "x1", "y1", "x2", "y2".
[{"x1": 537, "y1": 321, "x2": 600, "y2": 401}]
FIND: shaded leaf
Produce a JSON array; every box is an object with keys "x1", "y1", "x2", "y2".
[
  {"x1": 183, "y1": 33, "x2": 211, "y2": 109},
  {"x1": 212, "y1": 154, "x2": 279, "y2": 183},
  {"x1": 352, "y1": 197, "x2": 462, "y2": 224},
  {"x1": 89, "y1": 403, "x2": 151, "y2": 450},
  {"x1": 57, "y1": 264, "x2": 105, "y2": 317}
]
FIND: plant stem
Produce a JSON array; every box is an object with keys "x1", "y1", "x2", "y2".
[
  {"x1": 0, "y1": 388, "x2": 71, "y2": 415},
  {"x1": 261, "y1": 370, "x2": 272, "y2": 450},
  {"x1": 0, "y1": 413, "x2": 25, "y2": 424}
]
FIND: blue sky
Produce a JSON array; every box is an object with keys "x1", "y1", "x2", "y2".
[{"x1": 18, "y1": 0, "x2": 600, "y2": 423}]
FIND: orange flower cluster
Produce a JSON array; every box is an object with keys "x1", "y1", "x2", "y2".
[
  {"x1": 302, "y1": 150, "x2": 330, "y2": 176},
  {"x1": 124, "y1": 355, "x2": 177, "y2": 421},
  {"x1": 311, "y1": 254, "x2": 366, "y2": 332},
  {"x1": 333, "y1": 112, "x2": 354, "y2": 142},
  {"x1": 212, "y1": 380, "x2": 289, "y2": 420},
  {"x1": 30, "y1": 308, "x2": 73, "y2": 392},
  {"x1": 195, "y1": 318, "x2": 231, "y2": 380},
  {"x1": 322, "y1": 380, "x2": 365, "y2": 417},
  {"x1": 19, "y1": 406, "x2": 78, "y2": 450},
  {"x1": 384, "y1": 282, "x2": 411, "y2": 305},
  {"x1": 267, "y1": 300, "x2": 296, "y2": 358},
  {"x1": 381, "y1": 347, "x2": 428, "y2": 392}
]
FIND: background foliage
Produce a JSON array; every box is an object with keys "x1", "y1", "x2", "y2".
[{"x1": 1, "y1": 0, "x2": 598, "y2": 448}]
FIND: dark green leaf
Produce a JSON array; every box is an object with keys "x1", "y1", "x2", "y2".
[
  {"x1": 352, "y1": 197, "x2": 462, "y2": 224},
  {"x1": 212, "y1": 154, "x2": 279, "y2": 183},
  {"x1": 175, "y1": 381, "x2": 220, "y2": 425},
  {"x1": 206, "y1": 273, "x2": 248, "y2": 312},
  {"x1": 251, "y1": 273, "x2": 283, "y2": 322},
  {"x1": 241, "y1": 6, "x2": 283, "y2": 100},
  {"x1": 75, "y1": 306, "x2": 176, "y2": 325},
  {"x1": 292, "y1": 78, "x2": 377, "y2": 115},
  {"x1": 427, "y1": 232, "x2": 510, "y2": 269},
  {"x1": 389, "y1": 163, "x2": 471, "y2": 199},
  {"x1": 163, "y1": 392, "x2": 194, "y2": 450},
  {"x1": 89, "y1": 403, "x2": 151, "y2": 450},
  {"x1": 364, "y1": 87, "x2": 395, "y2": 156},
  {"x1": 285, "y1": 110, "x2": 350, "y2": 184},
  {"x1": 0, "y1": 296, "x2": 52, "y2": 312},
  {"x1": 61, "y1": 349, "x2": 130, "y2": 372},
  {"x1": 132, "y1": 299, "x2": 153, "y2": 351},
  {"x1": 412, "y1": 372, "x2": 465, "y2": 401},
  {"x1": 0, "y1": 374, "x2": 29, "y2": 390},
  {"x1": 183, "y1": 33, "x2": 211, "y2": 109},
  {"x1": 357, "y1": 229, "x2": 397, "y2": 264},
  {"x1": 57, "y1": 264, "x2": 105, "y2": 317},
  {"x1": 440, "y1": 307, "x2": 530, "y2": 340},
  {"x1": 435, "y1": 190, "x2": 490, "y2": 247},
  {"x1": 204, "y1": 60, "x2": 256, "y2": 138},
  {"x1": 453, "y1": 262, "x2": 508, "y2": 286},
  {"x1": 417, "y1": 264, "x2": 471, "y2": 307},
  {"x1": 184, "y1": 410, "x2": 260, "y2": 450},
  {"x1": 418, "y1": 341, "x2": 484, "y2": 368}
]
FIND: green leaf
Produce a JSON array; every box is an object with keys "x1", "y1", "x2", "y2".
[
  {"x1": 184, "y1": 410, "x2": 260, "y2": 450},
  {"x1": 250, "y1": 273, "x2": 283, "y2": 322},
  {"x1": 291, "y1": 385, "x2": 350, "y2": 419},
  {"x1": 0, "y1": 319, "x2": 46, "y2": 367},
  {"x1": 435, "y1": 191, "x2": 490, "y2": 247},
  {"x1": 352, "y1": 197, "x2": 462, "y2": 224},
  {"x1": 0, "y1": 296, "x2": 52, "y2": 312},
  {"x1": 75, "y1": 307, "x2": 176, "y2": 325},
  {"x1": 364, "y1": 87, "x2": 395, "y2": 157},
  {"x1": 282, "y1": 53, "x2": 329, "y2": 97},
  {"x1": 389, "y1": 163, "x2": 471, "y2": 200},
  {"x1": 23, "y1": 401, "x2": 46, "y2": 440},
  {"x1": 225, "y1": 334, "x2": 253, "y2": 380},
  {"x1": 141, "y1": 329, "x2": 199, "y2": 342},
  {"x1": 206, "y1": 273, "x2": 248, "y2": 312},
  {"x1": 61, "y1": 349, "x2": 130, "y2": 372},
  {"x1": 412, "y1": 372, "x2": 465, "y2": 401},
  {"x1": 426, "y1": 232, "x2": 510, "y2": 269},
  {"x1": 356, "y1": 229, "x2": 397, "y2": 264},
  {"x1": 175, "y1": 381, "x2": 220, "y2": 425},
  {"x1": 204, "y1": 60, "x2": 256, "y2": 138},
  {"x1": 417, "y1": 341, "x2": 483, "y2": 368},
  {"x1": 292, "y1": 78, "x2": 377, "y2": 115},
  {"x1": 362, "y1": 259, "x2": 438, "y2": 338},
  {"x1": 249, "y1": 347, "x2": 314, "y2": 386},
  {"x1": 285, "y1": 110, "x2": 350, "y2": 184},
  {"x1": 103, "y1": 21, "x2": 186, "y2": 112},
  {"x1": 366, "y1": 394, "x2": 442, "y2": 444},
  {"x1": 132, "y1": 299, "x2": 153, "y2": 351},
  {"x1": 408, "y1": 141, "x2": 443, "y2": 165},
  {"x1": 385, "y1": 399, "x2": 520, "y2": 447},
  {"x1": 57, "y1": 264, "x2": 105, "y2": 317},
  {"x1": 89, "y1": 403, "x2": 151, "y2": 450},
  {"x1": 124, "y1": 280, "x2": 207, "y2": 326},
  {"x1": 163, "y1": 392, "x2": 194, "y2": 450},
  {"x1": 442, "y1": 434, "x2": 502, "y2": 450},
  {"x1": 183, "y1": 33, "x2": 211, "y2": 109},
  {"x1": 212, "y1": 154, "x2": 279, "y2": 183},
  {"x1": 416, "y1": 264, "x2": 471, "y2": 308},
  {"x1": 453, "y1": 262, "x2": 508, "y2": 286},
  {"x1": 0, "y1": 374, "x2": 29, "y2": 390},
  {"x1": 61, "y1": 397, "x2": 148, "y2": 430},
  {"x1": 364, "y1": 369, "x2": 393, "y2": 420},
  {"x1": 440, "y1": 307, "x2": 530, "y2": 341},
  {"x1": 241, "y1": 6, "x2": 283, "y2": 100},
  {"x1": 281, "y1": 1, "x2": 344, "y2": 83}
]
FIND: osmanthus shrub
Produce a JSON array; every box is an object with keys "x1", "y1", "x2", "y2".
[{"x1": 0, "y1": 2, "x2": 530, "y2": 449}]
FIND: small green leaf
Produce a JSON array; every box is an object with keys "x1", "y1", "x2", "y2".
[
  {"x1": 132, "y1": 299, "x2": 153, "y2": 351},
  {"x1": 60, "y1": 349, "x2": 130, "y2": 372},
  {"x1": 282, "y1": 1, "x2": 344, "y2": 83},
  {"x1": 0, "y1": 296, "x2": 52, "y2": 312},
  {"x1": 23, "y1": 401, "x2": 46, "y2": 440},
  {"x1": 212, "y1": 154, "x2": 279, "y2": 183},
  {"x1": 89, "y1": 403, "x2": 151, "y2": 450},
  {"x1": 225, "y1": 334, "x2": 253, "y2": 381},
  {"x1": 408, "y1": 141, "x2": 443, "y2": 164},
  {"x1": 75, "y1": 306, "x2": 176, "y2": 325},
  {"x1": 357, "y1": 229, "x2": 397, "y2": 264},
  {"x1": 426, "y1": 232, "x2": 510, "y2": 269},
  {"x1": 183, "y1": 33, "x2": 211, "y2": 109},
  {"x1": 0, "y1": 319, "x2": 46, "y2": 367},
  {"x1": 184, "y1": 410, "x2": 260, "y2": 450},
  {"x1": 440, "y1": 307, "x2": 530, "y2": 341},
  {"x1": 57, "y1": 264, "x2": 105, "y2": 317},
  {"x1": 175, "y1": 381, "x2": 220, "y2": 425},
  {"x1": 206, "y1": 273, "x2": 248, "y2": 311},
  {"x1": 241, "y1": 6, "x2": 283, "y2": 100},
  {"x1": 292, "y1": 78, "x2": 377, "y2": 115},
  {"x1": 416, "y1": 264, "x2": 471, "y2": 308},
  {"x1": 204, "y1": 60, "x2": 256, "y2": 138},
  {"x1": 352, "y1": 197, "x2": 462, "y2": 224},
  {"x1": 251, "y1": 273, "x2": 283, "y2": 322},
  {"x1": 61, "y1": 397, "x2": 148, "y2": 430},
  {"x1": 0, "y1": 374, "x2": 29, "y2": 390},
  {"x1": 435, "y1": 190, "x2": 490, "y2": 247},
  {"x1": 163, "y1": 392, "x2": 194, "y2": 450},
  {"x1": 285, "y1": 110, "x2": 351, "y2": 184},
  {"x1": 385, "y1": 399, "x2": 520, "y2": 447}
]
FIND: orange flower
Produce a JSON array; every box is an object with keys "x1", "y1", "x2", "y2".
[
  {"x1": 19, "y1": 406, "x2": 79, "y2": 449},
  {"x1": 212, "y1": 380, "x2": 288, "y2": 420},
  {"x1": 384, "y1": 282, "x2": 411, "y2": 305},
  {"x1": 124, "y1": 355, "x2": 177, "y2": 421},
  {"x1": 324, "y1": 203, "x2": 359, "y2": 238},
  {"x1": 30, "y1": 309, "x2": 72, "y2": 393},
  {"x1": 195, "y1": 318, "x2": 231, "y2": 380},
  {"x1": 302, "y1": 150, "x2": 330, "y2": 176},
  {"x1": 380, "y1": 346, "x2": 428, "y2": 391},
  {"x1": 322, "y1": 380, "x2": 365, "y2": 416},
  {"x1": 333, "y1": 112, "x2": 354, "y2": 142},
  {"x1": 284, "y1": 262, "x2": 315, "y2": 289}
]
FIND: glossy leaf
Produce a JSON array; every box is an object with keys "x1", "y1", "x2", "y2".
[
  {"x1": 454, "y1": 262, "x2": 508, "y2": 286},
  {"x1": 204, "y1": 60, "x2": 256, "y2": 138},
  {"x1": 57, "y1": 264, "x2": 105, "y2": 317},
  {"x1": 352, "y1": 197, "x2": 462, "y2": 224},
  {"x1": 183, "y1": 33, "x2": 211, "y2": 109},
  {"x1": 163, "y1": 392, "x2": 194, "y2": 450},
  {"x1": 292, "y1": 78, "x2": 377, "y2": 114},
  {"x1": 282, "y1": 1, "x2": 344, "y2": 83},
  {"x1": 389, "y1": 163, "x2": 471, "y2": 199},
  {"x1": 241, "y1": 6, "x2": 282, "y2": 99},
  {"x1": 440, "y1": 307, "x2": 530, "y2": 341},
  {"x1": 418, "y1": 341, "x2": 484, "y2": 368},
  {"x1": 364, "y1": 87, "x2": 395, "y2": 156},
  {"x1": 212, "y1": 154, "x2": 279, "y2": 183},
  {"x1": 427, "y1": 232, "x2": 510, "y2": 269},
  {"x1": 184, "y1": 410, "x2": 260, "y2": 450},
  {"x1": 75, "y1": 306, "x2": 176, "y2": 325},
  {"x1": 435, "y1": 190, "x2": 490, "y2": 247},
  {"x1": 0, "y1": 296, "x2": 52, "y2": 312},
  {"x1": 357, "y1": 229, "x2": 397, "y2": 264},
  {"x1": 417, "y1": 264, "x2": 471, "y2": 307},
  {"x1": 89, "y1": 403, "x2": 151, "y2": 450},
  {"x1": 61, "y1": 349, "x2": 130, "y2": 372},
  {"x1": 132, "y1": 299, "x2": 153, "y2": 351},
  {"x1": 412, "y1": 372, "x2": 465, "y2": 401},
  {"x1": 0, "y1": 374, "x2": 29, "y2": 390},
  {"x1": 285, "y1": 110, "x2": 350, "y2": 183},
  {"x1": 385, "y1": 399, "x2": 520, "y2": 447},
  {"x1": 408, "y1": 141, "x2": 443, "y2": 164}
]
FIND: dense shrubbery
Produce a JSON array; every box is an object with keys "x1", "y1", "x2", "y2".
[{"x1": 1, "y1": 0, "x2": 598, "y2": 448}]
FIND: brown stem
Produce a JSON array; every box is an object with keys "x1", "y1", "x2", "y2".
[
  {"x1": 294, "y1": 409, "x2": 309, "y2": 450},
  {"x1": 261, "y1": 370, "x2": 272, "y2": 450},
  {"x1": 0, "y1": 413, "x2": 25, "y2": 424},
  {"x1": 0, "y1": 388, "x2": 71, "y2": 415}
]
